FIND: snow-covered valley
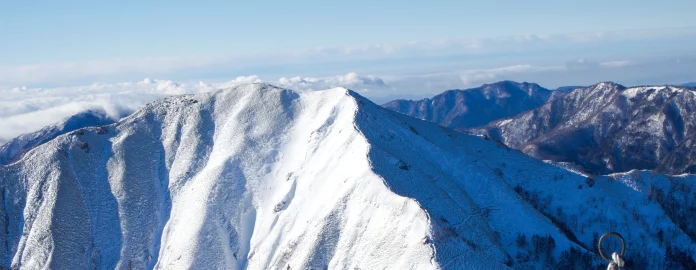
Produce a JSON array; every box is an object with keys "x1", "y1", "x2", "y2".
[{"x1": 1, "y1": 84, "x2": 695, "y2": 269}]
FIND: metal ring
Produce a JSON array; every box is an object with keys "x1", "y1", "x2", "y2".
[{"x1": 598, "y1": 232, "x2": 625, "y2": 262}]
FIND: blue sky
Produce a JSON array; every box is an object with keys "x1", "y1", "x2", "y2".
[{"x1": 1, "y1": 1, "x2": 696, "y2": 99}]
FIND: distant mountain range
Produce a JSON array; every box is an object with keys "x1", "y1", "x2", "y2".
[
  {"x1": 385, "y1": 81, "x2": 696, "y2": 175},
  {"x1": 382, "y1": 81, "x2": 554, "y2": 130},
  {"x1": 473, "y1": 82, "x2": 696, "y2": 175}
]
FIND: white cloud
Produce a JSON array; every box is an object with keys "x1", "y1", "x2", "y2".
[
  {"x1": 216, "y1": 75, "x2": 263, "y2": 88},
  {"x1": 0, "y1": 102, "x2": 124, "y2": 145},
  {"x1": 566, "y1": 58, "x2": 639, "y2": 70},
  {"x1": 332, "y1": 72, "x2": 387, "y2": 87},
  {"x1": 0, "y1": 56, "x2": 223, "y2": 87},
  {"x1": 2, "y1": 52, "x2": 694, "y2": 144},
  {"x1": 459, "y1": 73, "x2": 498, "y2": 86},
  {"x1": 276, "y1": 76, "x2": 319, "y2": 89},
  {"x1": 0, "y1": 73, "x2": 392, "y2": 144},
  {"x1": 0, "y1": 77, "x2": 264, "y2": 144},
  {"x1": 277, "y1": 72, "x2": 389, "y2": 92},
  {"x1": 1, "y1": 27, "x2": 692, "y2": 87},
  {"x1": 459, "y1": 64, "x2": 564, "y2": 86},
  {"x1": 599, "y1": 60, "x2": 637, "y2": 68}
]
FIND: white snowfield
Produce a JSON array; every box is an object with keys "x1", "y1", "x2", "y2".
[{"x1": 1, "y1": 83, "x2": 695, "y2": 269}]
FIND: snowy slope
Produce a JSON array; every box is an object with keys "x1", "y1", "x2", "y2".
[
  {"x1": 0, "y1": 110, "x2": 116, "y2": 165},
  {"x1": 1, "y1": 83, "x2": 694, "y2": 269},
  {"x1": 382, "y1": 81, "x2": 552, "y2": 130},
  {"x1": 0, "y1": 77, "x2": 263, "y2": 145},
  {"x1": 473, "y1": 82, "x2": 696, "y2": 175}
]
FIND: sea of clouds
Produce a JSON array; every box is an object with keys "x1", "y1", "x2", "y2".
[
  {"x1": 2, "y1": 56, "x2": 694, "y2": 145},
  {"x1": 0, "y1": 72, "x2": 397, "y2": 144}
]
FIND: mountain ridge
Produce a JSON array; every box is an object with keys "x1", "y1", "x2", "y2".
[
  {"x1": 1, "y1": 84, "x2": 499, "y2": 269},
  {"x1": 0, "y1": 110, "x2": 117, "y2": 165},
  {"x1": 473, "y1": 81, "x2": 696, "y2": 175},
  {"x1": 1, "y1": 83, "x2": 695, "y2": 269}
]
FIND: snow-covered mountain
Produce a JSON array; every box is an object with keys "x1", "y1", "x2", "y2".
[
  {"x1": 1, "y1": 83, "x2": 695, "y2": 269},
  {"x1": 0, "y1": 110, "x2": 116, "y2": 165},
  {"x1": 382, "y1": 81, "x2": 553, "y2": 130},
  {"x1": 473, "y1": 82, "x2": 696, "y2": 175}
]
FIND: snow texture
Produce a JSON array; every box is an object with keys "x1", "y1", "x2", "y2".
[
  {"x1": 474, "y1": 82, "x2": 696, "y2": 175},
  {"x1": 0, "y1": 110, "x2": 117, "y2": 165},
  {"x1": 0, "y1": 73, "x2": 392, "y2": 145},
  {"x1": 0, "y1": 77, "x2": 260, "y2": 145},
  {"x1": 1, "y1": 83, "x2": 694, "y2": 269}
]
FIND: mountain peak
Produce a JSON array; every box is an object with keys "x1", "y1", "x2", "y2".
[
  {"x1": 484, "y1": 80, "x2": 539, "y2": 88},
  {"x1": 478, "y1": 81, "x2": 544, "y2": 95},
  {"x1": 0, "y1": 86, "x2": 515, "y2": 269},
  {"x1": 590, "y1": 81, "x2": 626, "y2": 91}
]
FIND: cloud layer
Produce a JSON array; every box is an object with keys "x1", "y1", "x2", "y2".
[
  {"x1": 3, "y1": 52, "x2": 696, "y2": 145},
  {"x1": 277, "y1": 72, "x2": 388, "y2": 92},
  {"x1": 2, "y1": 27, "x2": 695, "y2": 88},
  {"x1": 0, "y1": 73, "x2": 392, "y2": 144},
  {"x1": 0, "y1": 78, "x2": 228, "y2": 144}
]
